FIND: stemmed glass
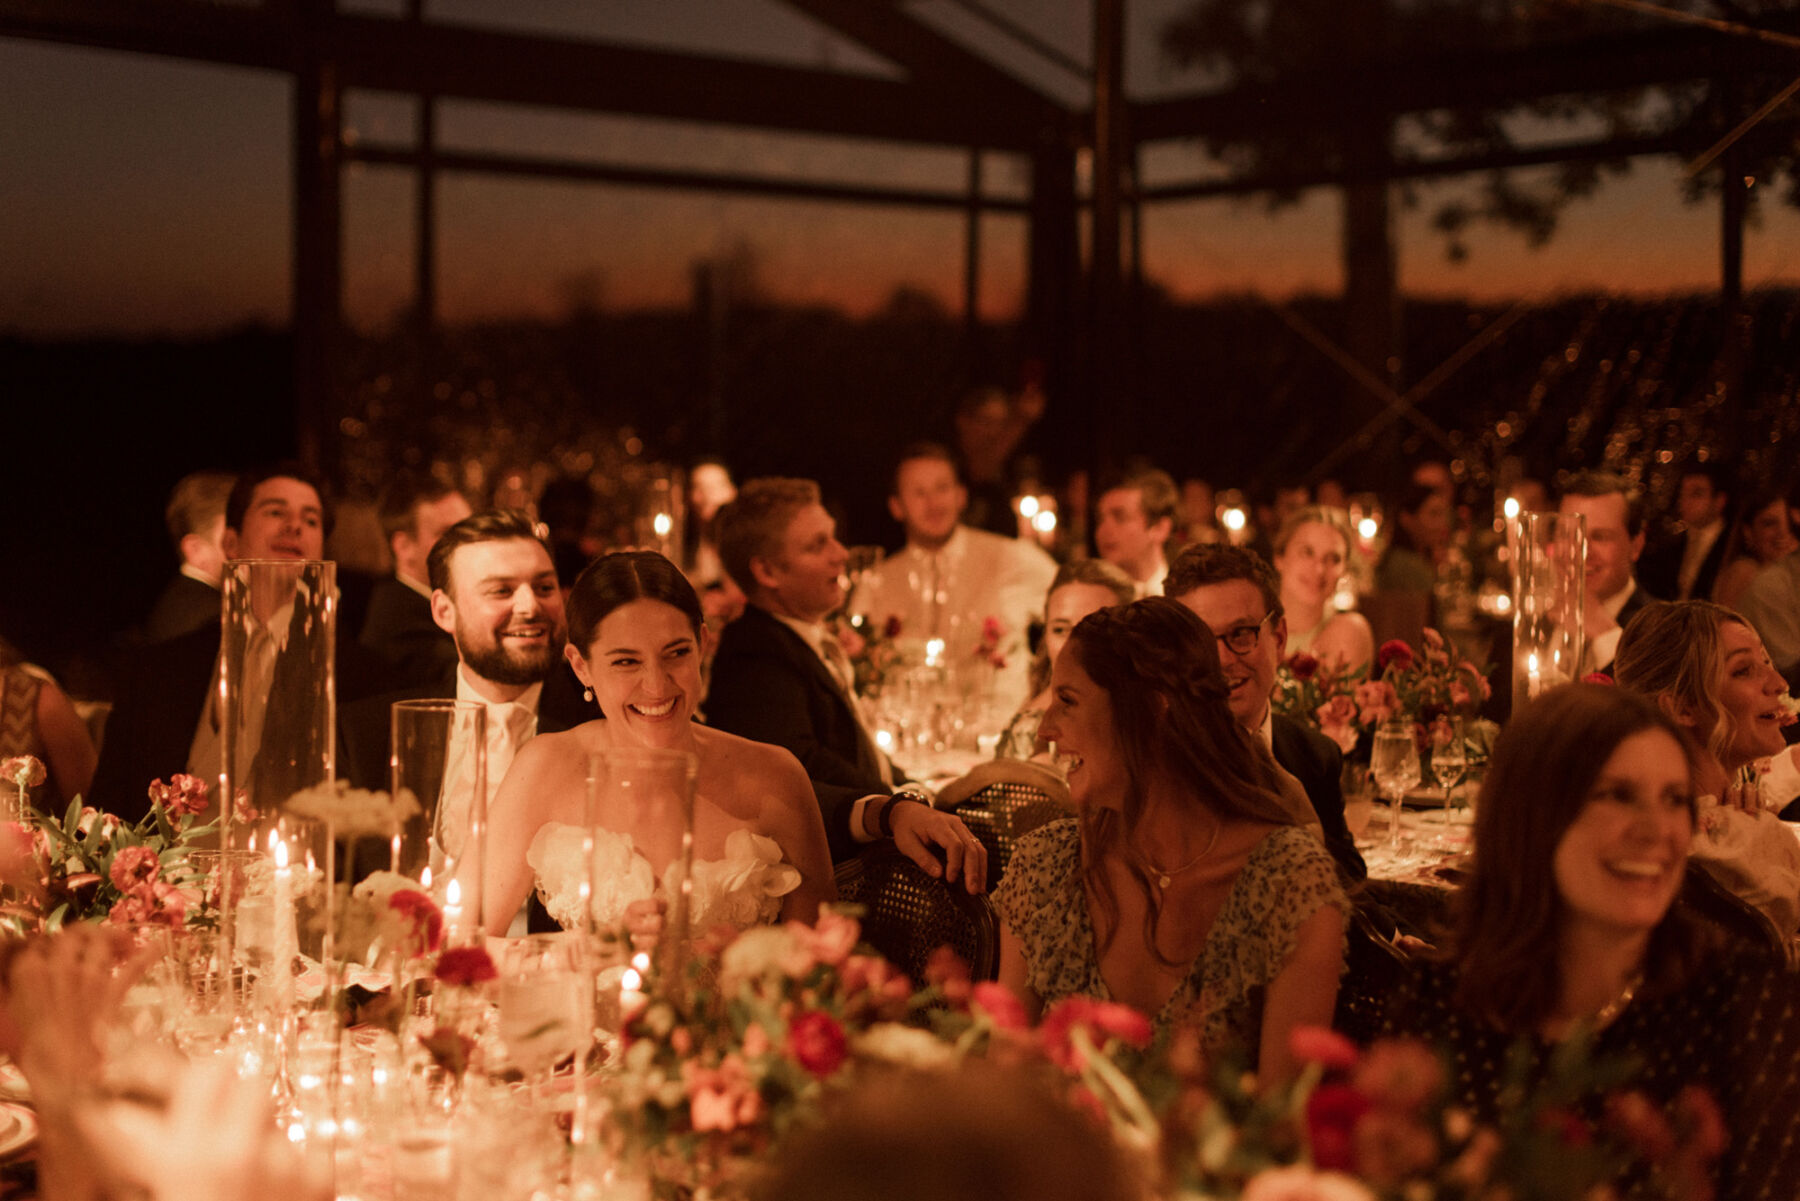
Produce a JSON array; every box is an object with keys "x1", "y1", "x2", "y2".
[
  {"x1": 1430, "y1": 717, "x2": 1469, "y2": 846},
  {"x1": 1370, "y1": 719, "x2": 1422, "y2": 858}
]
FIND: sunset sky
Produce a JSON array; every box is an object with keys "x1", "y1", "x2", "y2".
[{"x1": 5, "y1": 0, "x2": 1798, "y2": 339}]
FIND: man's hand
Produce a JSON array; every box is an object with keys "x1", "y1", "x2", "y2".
[{"x1": 889, "y1": 802, "x2": 988, "y2": 894}]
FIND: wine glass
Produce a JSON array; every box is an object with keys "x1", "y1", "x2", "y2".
[
  {"x1": 1370, "y1": 719, "x2": 1422, "y2": 858},
  {"x1": 1430, "y1": 716, "x2": 1469, "y2": 846}
]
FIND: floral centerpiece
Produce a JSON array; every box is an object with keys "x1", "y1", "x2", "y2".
[
  {"x1": 1273, "y1": 630, "x2": 1497, "y2": 763},
  {"x1": 0, "y1": 762, "x2": 221, "y2": 935},
  {"x1": 836, "y1": 614, "x2": 904, "y2": 696}
]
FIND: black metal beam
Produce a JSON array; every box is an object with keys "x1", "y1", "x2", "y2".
[
  {"x1": 346, "y1": 143, "x2": 1029, "y2": 213},
  {"x1": 0, "y1": 0, "x2": 1049, "y2": 150}
]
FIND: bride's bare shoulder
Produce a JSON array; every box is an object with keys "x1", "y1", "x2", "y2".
[{"x1": 694, "y1": 725, "x2": 809, "y2": 792}]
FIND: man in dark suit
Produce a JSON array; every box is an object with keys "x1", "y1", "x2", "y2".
[
  {"x1": 704, "y1": 477, "x2": 986, "y2": 889},
  {"x1": 142, "y1": 470, "x2": 234, "y2": 643},
  {"x1": 94, "y1": 464, "x2": 388, "y2": 822},
  {"x1": 357, "y1": 475, "x2": 472, "y2": 689},
  {"x1": 339, "y1": 509, "x2": 592, "y2": 792},
  {"x1": 1165, "y1": 543, "x2": 1365, "y2": 883},
  {"x1": 1638, "y1": 462, "x2": 1731, "y2": 604},
  {"x1": 1559, "y1": 469, "x2": 1659, "y2": 677}
]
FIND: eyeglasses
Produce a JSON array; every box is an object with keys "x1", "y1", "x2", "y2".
[{"x1": 1216, "y1": 613, "x2": 1273, "y2": 656}]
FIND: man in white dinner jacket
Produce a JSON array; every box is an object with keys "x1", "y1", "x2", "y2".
[{"x1": 849, "y1": 442, "x2": 1056, "y2": 707}]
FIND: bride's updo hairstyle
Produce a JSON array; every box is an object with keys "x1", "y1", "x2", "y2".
[
  {"x1": 1453, "y1": 683, "x2": 1699, "y2": 1031},
  {"x1": 1063, "y1": 597, "x2": 1302, "y2": 957},
  {"x1": 566, "y1": 550, "x2": 705, "y2": 655}
]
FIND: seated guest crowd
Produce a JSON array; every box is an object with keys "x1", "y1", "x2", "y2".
[{"x1": 8, "y1": 442, "x2": 1800, "y2": 1201}]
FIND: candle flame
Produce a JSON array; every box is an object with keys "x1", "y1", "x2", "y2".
[
  {"x1": 273, "y1": 837, "x2": 288, "y2": 869},
  {"x1": 620, "y1": 967, "x2": 643, "y2": 992},
  {"x1": 1017, "y1": 495, "x2": 1039, "y2": 518},
  {"x1": 652, "y1": 512, "x2": 672, "y2": 538},
  {"x1": 1503, "y1": 496, "x2": 1521, "y2": 520},
  {"x1": 421, "y1": 866, "x2": 433, "y2": 890},
  {"x1": 445, "y1": 878, "x2": 460, "y2": 905},
  {"x1": 631, "y1": 951, "x2": 651, "y2": 972}
]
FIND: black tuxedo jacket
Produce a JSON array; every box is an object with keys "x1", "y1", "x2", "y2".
[
  {"x1": 358, "y1": 577, "x2": 459, "y2": 690},
  {"x1": 336, "y1": 661, "x2": 597, "y2": 792},
  {"x1": 703, "y1": 604, "x2": 878, "y2": 863},
  {"x1": 1638, "y1": 532, "x2": 1728, "y2": 604},
  {"x1": 1270, "y1": 714, "x2": 1366, "y2": 884},
  {"x1": 93, "y1": 620, "x2": 394, "y2": 824},
  {"x1": 1596, "y1": 582, "x2": 1659, "y2": 677},
  {"x1": 143, "y1": 574, "x2": 221, "y2": 644}
]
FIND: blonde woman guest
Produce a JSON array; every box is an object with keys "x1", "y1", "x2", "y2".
[{"x1": 1270, "y1": 505, "x2": 1373, "y2": 672}]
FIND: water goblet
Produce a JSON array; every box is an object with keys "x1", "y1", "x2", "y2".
[
  {"x1": 497, "y1": 935, "x2": 590, "y2": 1115},
  {"x1": 1370, "y1": 719, "x2": 1422, "y2": 860},
  {"x1": 1430, "y1": 717, "x2": 1469, "y2": 846}
]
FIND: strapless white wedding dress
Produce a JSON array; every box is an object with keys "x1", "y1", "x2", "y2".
[{"x1": 525, "y1": 823, "x2": 802, "y2": 934}]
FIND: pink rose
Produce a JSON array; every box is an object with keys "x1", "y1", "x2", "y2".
[
  {"x1": 1290, "y1": 1025, "x2": 1359, "y2": 1071},
  {"x1": 1353, "y1": 679, "x2": 1399, "y2": 726},
  {"x1": 971, "y1": 982, "x2": 1030, "y2": 1032},
  {"x1": 1039, "y1": 997, "x2": 1152, "y2": 1070},
  {"x1": 1376, "y1": 640, "x2": 1415, "y2": 672},
  {"x1": 0, "y1": 822, "x2": 43, "y2": 895},
  {"x1": 1421, "y1": 628, "x2": 1445, "y2": 651},
  {"x1": 109, "y1": 845, "x2": 161, "y2": 893},
  {"x1": 1315, "y1": 695, "x2": 1360, "y2": 754},
  {"x1": 433, "y1": 946, "x2": 497, "y2": 988},
  {"x1": 108, "y1": 890, "x2": 157, "y2": 926},
  {"x1": 799, "y1": 908, "x2": 859, "y2": 967},
  {"x1": 741, "y1": 1023, "x2": 771, "y2": 1058},
  {"x1": 924, "y1": 946, "x2": 971, "y2": 1004},
  {"x1": 835, "y1": 625, "x2": 867, "y2": 659},
  {"x1": 1448, "y1": 681, "x2": 1471, "y2": 708},
  {"x1": 1352, "y1": 1040, "x2": 1444, "y2": 1113},
  {"x1": 786, "y1": 1011, "x2": 848, "y2": 1078},
  {"x1": 0, "y1": 757, "x2": 45, "y2": 790}
]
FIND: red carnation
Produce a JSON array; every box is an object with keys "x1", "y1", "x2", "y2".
[
  {"x1": 1306, "y1": 1082, "x2": 1374, "y2": 1172},
  {"x1": 147, "y1": 773, "x2": 209, "y2": 818},
  {"x1": 1290, "y1": 1025, "x2": 1359, "y2": 1071},
  {"x1": 109, "y1": 845, "x2": 161, "y2": 893},
  {"x1": 388, "y1": 889, "x2": 444, "y2": 954},
  {"x1": 1287, "y1": 652, "x2": 1321, "y2": 682},
  {"x1": 433, "y1": 946, "x2": 497, "y2": 988},
  {"x1": 1040, "y1": 997, "x2": 1152, "y2": 1070},
  {"x1": 971, "y1": 982, "x2": 1029, "y2": 1032},
  {"x1": 786, "y1": 1010, "x2": 848, "y2": 1078},
  {"x1": 1377, "y1": 640, "x2": 1414, "y2": 671},
  {"x1": 1581, "y1": 672, "x2": 1614, "y2": 685},
  {"x1": 882, "y1": 615, "x2": 903, "y2": 640}
]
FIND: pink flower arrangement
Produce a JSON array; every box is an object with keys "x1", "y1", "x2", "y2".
[
  {"x1": 108, "y1": 845, "x2": 160, "y2": 893},
  {"x1": 1, "y1": 756, "x2": 46, "y2": 791}
]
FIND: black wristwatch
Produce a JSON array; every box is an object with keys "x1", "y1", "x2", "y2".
[{"x1": 877, "y1": 788, "x2": 930, "y2": 838}]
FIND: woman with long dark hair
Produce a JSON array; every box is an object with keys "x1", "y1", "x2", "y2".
[
  {"x1": 994, "y1": 597, "x2": 1344, "y2": 1081},
  {"x1": 483, "y1": 551, "x2": 834, "y2": 938},
  {"x1": 1387, "y1": 684, "x2": 1800, "y2": 1200}
]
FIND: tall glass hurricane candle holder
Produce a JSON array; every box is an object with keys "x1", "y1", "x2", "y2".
[
  {"x1": 1510, "y1": 512, "x2": 1585, "y2": 712},
  {"x1": 220, "y1": 559, "x2": 336, "y2": 1004},
  {"x1": 584, "y1": 747, "x2": 698, "y2": 982},
  {"x1": 390, "y1": 699, "x2": 487, "y2": 945}
]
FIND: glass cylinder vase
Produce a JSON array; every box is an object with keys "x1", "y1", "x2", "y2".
[
  {"x1": 584, "y1": 747, "x2": 697, "y2": 982},
  {"x1": 1510, "y1": 511, "x2": 1586, "y2": 711},
  {"x1": 390, "y1": 698, "x2": 487, "y2": 946}
]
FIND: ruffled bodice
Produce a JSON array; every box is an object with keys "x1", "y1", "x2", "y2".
[{"x1": 526, "y1": 822, "x2": 801, "y2": 934}]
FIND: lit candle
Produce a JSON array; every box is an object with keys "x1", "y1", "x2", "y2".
[
  {"x1": 618, "y1": 951, "x2": 650, "y2": 1023},
  {"x1": 271, "y1": 832, "x2": 295, "y2": 1017},
  {"x1": 1526, "y1": 651, "x2": 1542, "y2": 698},
  {"x1": 443, "y1": 877, "x2": 463, "y2": 947},
  {"x1": 925, "y1": 638, "x2": 945, "y2": 667}
]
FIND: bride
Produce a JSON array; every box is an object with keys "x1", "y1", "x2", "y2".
[{"x1": 483, "y1": 551, "x2": 835, "y2": 940}]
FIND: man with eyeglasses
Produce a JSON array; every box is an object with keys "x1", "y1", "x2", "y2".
[{"x1": 1165, "y1": 543, "x2": 1365, "y2": 882}]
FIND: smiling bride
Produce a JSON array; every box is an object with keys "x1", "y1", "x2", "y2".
[{"x1": 482, "y1": 551, "x2": 835, "y2": 941}]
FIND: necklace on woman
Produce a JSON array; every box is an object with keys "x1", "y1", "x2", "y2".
[
  {"x1": 1138, "y1": 821, "x2": 1222, "y2": 894},
  {"x1": 1590, "y1": 971, "x2": 1643, "y2": 1032}
]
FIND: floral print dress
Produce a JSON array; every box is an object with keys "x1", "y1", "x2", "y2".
[{"x1": 995, "y1": 818, "x2": 1346, "y2": 1063}]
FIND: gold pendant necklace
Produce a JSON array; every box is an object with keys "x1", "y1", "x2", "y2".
[
  {"x1": 1142, "y1": 821, "x2": 1222, "y2": 894},
  {"x1": 1591, "y1": 972, "x2": 1643, "y2": 1031}
]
